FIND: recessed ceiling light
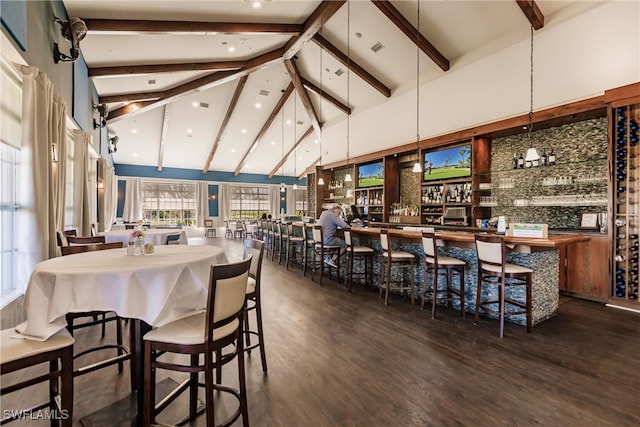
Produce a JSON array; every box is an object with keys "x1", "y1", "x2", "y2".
[
  {"x1": 231, "y1": 149, "x2": 236, "y2": 153},
  {"x1": 271, "y1": 141, "x2": 275, "y2": 145},
  {"x1": 192, "y1": 101, "x2": 199, "y2": 107},
  {"x1": 244, "y1": 164, "x2": 249, "y2": 168},
  {"x1": 187, "y1": 129, "x2": 192, "y2": 133},
  {"x1": 131, "y1": 129, "x2": 137, "y2": 134},
  {"x1": 255, "y1": 103, "x2": 261, "y2": 108},
  {"x1": 286, "y1": 120, "x2": 292, "y2": 125},
  {"x1": 228, "y1": 46, "x2": 236, "y2": 52},
  {"x1": 299, "y1": 156, "x2": 303, "y2": 160},
  {"x1": 241, "y1": 129, "x2": 247, "y2": 133},
  {"x1": 252, "y1": 1, "x2": 261, "y2": 8},
  {"x1": 133, "y1": 153, "x2": 138, "y2": 157},
  {"x1": 314, "y1": 139, "x2": 318, "y2": 144}
]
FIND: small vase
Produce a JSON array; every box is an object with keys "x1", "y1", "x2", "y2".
[{"x1": 133, "y1": 237, "x2": 145, "y2": 255}]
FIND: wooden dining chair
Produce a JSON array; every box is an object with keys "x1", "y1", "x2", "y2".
[
  {"x1": 65, "y1": 235, "x2": 106, "y2": 246},
  {"x1": 59, "y1": 242, "x2": 135, "y2": 391},
  {"x1": 143, "y1": 257, "x2": 252, "y2": 426},
  {"x1": 165, "y1": 233, "x2": 181, "y2": 245},
  {"x1": 1, "y1": 328, "x2": 75, "y2": 426}
]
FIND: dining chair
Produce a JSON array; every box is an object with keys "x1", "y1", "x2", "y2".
[
  {"x1": 343, "y1": 229, "x2": 375, "y2": 292},
  {"x1": 243, "y1": 238, "x2": 267, "y2": 372},
  {"x1": 56, "y1": 230, "x2": 77, "y2": 247},
  {"x1": 90, "y1": 223, "x2": 97, "y2": 237},
  {"x1": 1, "y1": 328, "x2": 75, "y2": 426},
  {"x1": 204, "y1": 219, "x2": 216, "y2": 238},
  {"x1": 165, "y1": 233, "x2": 181, "y2": 245},
  {"x1": 59, "y1": 242, "x2": 135, "y2": 391},
  {"x1": 379, "y1": 229, "x2": 416, "y2": 306},
  {"x1": 474, "y1": 234, "x2": 533, "y2": 338},
  {"x1": 65, "y1": 235, "x2": 106, "y2": 246},
  {"x1": 143, "y1": 257, "x2": 252, "y2": 426}
]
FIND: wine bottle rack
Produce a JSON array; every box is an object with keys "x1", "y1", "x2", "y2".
[{"x1": 612, "y1": 104, "x2": 639, "y2": 303}]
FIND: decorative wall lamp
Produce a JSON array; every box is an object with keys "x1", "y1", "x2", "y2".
[
  {"x1": 93, "y1": 103, "x2": 109, "y2": 129},
  {"x1": 108, "y1": 136, "x2": 119, "y2": 154},
  {"x1": 97, "y1": 179, "x2": 105, "y2": 190},
  {"x1": 51, "y1": 143, "x2": 58, "y2": 162},
  {"x1": 53, "y1": 17, "x2": 87, "y2": 63}
]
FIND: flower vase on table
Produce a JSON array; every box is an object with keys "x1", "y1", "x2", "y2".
[{"x1": 128, "y1": 230, "x2": 146, "y2": 255}]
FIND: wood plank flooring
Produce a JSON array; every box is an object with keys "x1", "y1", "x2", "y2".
[{"x1": 2, "y1": 236, "x2": 639, "y2": 426}]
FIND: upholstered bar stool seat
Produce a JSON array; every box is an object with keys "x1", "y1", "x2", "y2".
[
  {"x1": 1, "y1": 329, "x2": 75, "y2": 426},
  {"x1": 379, "y1": 229, "x2": 416, "y2": 305},
  {"x1": 421, "y1": 232, "x2": 466, "y2": 319},
  {"x1": 474, "y1": 234, "x2": 533, "y2": 339}
]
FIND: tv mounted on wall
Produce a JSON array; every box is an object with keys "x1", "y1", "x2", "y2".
[
  {"x1": 423, "y1": 143, "x2": 472, "y2": 181},
  {"x1": 357, "y1": 160, "x2": 384, "y2": 188}
]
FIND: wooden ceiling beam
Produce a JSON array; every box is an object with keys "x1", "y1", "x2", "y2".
[
  {"x1": 283, "y1": 0, "x2": 346, "y2": 59},
  {"x1": 89, "y1": 61, "x2": 246, "y2": 78},
  {"x1": 83, "y1": 19, "x2": 302, "y2": 35},
  {"x1": 284, "y1": 59, "x2": 322, "y2": 138},
  {"x1": 516, "y1": 1, "x2": 544, "y2": 30},
  {"x1": 370, "y1": 0, "x2": 450, "y2": 72},
  {"x1": 233, "y1": 83, "x2": 295, "y2": 176},
  {"x1": 299, "y1": 157, "x2": 320, "y2": 180},
  {"x1": 268, "y1": 126, "x2": 314, "y2": 178},
  {"x1": 107, "y1": 46, "x2": 285, "y2": 122},
  {"x1": 100, "y1": 92, "x2": 163, "y2": 104},
  {"x1": 311, "y1": 34, "x2": 391, "y2": 98},
  {"x1": 157, "y1": 104, "x2": 170, "y2": 171},
  {"x1": 301, "y1": 77, "x2": 350, "y2": 115},
  {"x1": 202, "y1": 76, "x2": 249, "y2": 174},
  {"x1": 107, "y1": 100, "x2": 157, "y2": 120}
]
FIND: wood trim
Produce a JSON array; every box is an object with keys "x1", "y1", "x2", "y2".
[
  {"x1": 203, "y1": 75, "x2": 248, "y2": 174},
  {"x1": 301, "y1": 77, "x2": 351, "y2": 115},
  {"x1": 89, "y1": 61, "x2": 245, "y2": 78},
  {"x1": 268, "y1": 126, "x2": 314, "y2": 178},
  {"x1": 604, "y1": 82, "x2": 640, "y2": 106},
  {"x1": 311, "y1": 33, "x2": 391, "y2": 98},
  {"x1": 100, "y1": 92, "x2": 163, "y2": 104},
  {"x1": 284, "y1": 59, "x2": 322, "y2": 138}
]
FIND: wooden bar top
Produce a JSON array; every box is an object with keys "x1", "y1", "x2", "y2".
[{"x1": 348, "y1": 226, "x2": 589, "y2": 249}]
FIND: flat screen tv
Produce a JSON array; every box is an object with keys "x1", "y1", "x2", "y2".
[
  {"x1": 357, "y1": 160, "x2": 384, "y2": 188},
  {"x1": 423, "y1": 144, "x2": 471, "y2": 181}
]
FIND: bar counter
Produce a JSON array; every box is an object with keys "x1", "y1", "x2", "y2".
[{"x1": 345, "y1": 226, "x2": 589, "y2": 327}]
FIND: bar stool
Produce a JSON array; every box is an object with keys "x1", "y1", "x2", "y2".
[
  {"x1": 284, "y1": 223, "x2": 305, "y2": 270},
  {"x1": 311, "y1": 225, "x2": 342, "y2": 286},
  {"x1": 421, "y1": 231, "x2": 466, "y2": 319},
  {"x1": 271, "y1": 222, "x2": 283, "y2": 263},
  {"x1": 243, "y1": 239, "x2": 267, "y2": 372},
  {"x1": 301, "y1": 224, "x2": 315, "y2": 276},
  {"x1": 474, "y1": 234, "x2": 533, "y2": 339},
  {"x1": 1, "y1": 328, "x2": 75, "y2": 426},
  {"x1": 344, "y1": 229, "x2": 375, "y2": 293},
  {"x1": 379, "y1": 229, "x2": 416, "y2": 305}
]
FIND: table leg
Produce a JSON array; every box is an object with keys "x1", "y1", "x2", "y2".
[{"x1": 133, "y1": 319, "x2": 152, "y2": 424}]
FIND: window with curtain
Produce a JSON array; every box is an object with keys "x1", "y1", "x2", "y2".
[
  {"x1": 293, "y1": 188, "x2": 308, "y2": 216},
  {"x1": 229, "y1": 185, "x2": 270, "y2": 220},
  {"x1": 0, "y1": 56, "x2": 22, "y2": 304},
  {"x1": 141, "y1": 180, "x2": 196, "y2": 226}
]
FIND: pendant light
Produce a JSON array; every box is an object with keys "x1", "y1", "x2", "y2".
[
  {"x1": 280, "y1": 105, "x2": 286, "y2": 193},
  {"x1": 317, "y1": 27, "x2": 325, "y2": 187},
  {"x1": 343, "y1": 0, "x2": 353, "y2": 183},
  {"x1": 524, "y1": 24, "x2": 540, "y2": 163},
  {"x1": 412, "y1": 0, "x2": 423, "y2": 173},
  {"x1": 293, "y1": 94, "x2": 298, "y2": 190}
]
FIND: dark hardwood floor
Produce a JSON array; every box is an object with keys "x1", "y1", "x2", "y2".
[{"x1": 2, "y1": 236, "x2": 640, "y2": 426}]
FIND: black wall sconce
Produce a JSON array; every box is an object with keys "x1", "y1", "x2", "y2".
[
  {"x1": 53, "y1": 17, "x2": 87, "y2": 63},
  {"x1": 108, "y1": 136, "x2": 119, "y2": 154},
  {"x1": 93, "y1": 103, "x2": 109, "y2": 129}
]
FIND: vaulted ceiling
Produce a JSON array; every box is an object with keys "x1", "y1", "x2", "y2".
[{"x1": 63, "y1": 0, "x2": 602, "y2": 178}]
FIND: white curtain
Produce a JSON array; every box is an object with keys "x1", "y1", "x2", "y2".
[
  {"x1": 218, "y1": 183, "x2": 230, "y2": 227},
  {"x1": 122, "y1": 177, "x2": 142, "y2": 222},
  {"x1": 286, "y1": 188, "x2": 295, "y2": 216},
  {"x1": 270, "y1": 185, "x2": 281, "y2": 219},
  {"x1": 72, "y1": 129, "x2": 91, "y2": 236},
  {"x1": 100, "y1": 159, "x2": 117, "y2": 231},
  {"x1": 196, "y1": 181, "x2": 209, "y2": 227},
  {"x1": 17, "y1": 65, "x2": 67, "y2": 293}
]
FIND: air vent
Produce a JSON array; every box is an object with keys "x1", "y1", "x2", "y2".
[
  {"x1": 148, "y1": 79, "x2": 156, "y2": 85},
  {"x1": 370, "y1": 42, "x2": 385, "y2": 53},
  {"x1": 296, "y1": 120, "x2": 304, "y2": 126},
  {"x1": 259, "y1": 90, "x2": 270, "y2": 96},
  {"x1": 199, "y1": 102, "x2": 210, "y2": 109},
  {"x1": 334, "y1": 68, "x2": 345, "y2": 77}
]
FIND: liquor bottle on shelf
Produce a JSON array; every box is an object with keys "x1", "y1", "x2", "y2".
[
  {"x1": 541, "y1": 149, "x2": 547, "y2": 166},
  {"x1": 517, "y1": 153, "x2": 524, "y2": 169},
  {"x1": 532, "y1": 156, "x2": 539, "y2": 167},
  {"x1": 615, "y1": 218, "x2": 627, "y2": 227},
  {"x1": 512, "y1": 153, "x2": 518, "y2": 169},
  {"x1": 548, "y1": 148, "x2": 556, "y2": 165}
]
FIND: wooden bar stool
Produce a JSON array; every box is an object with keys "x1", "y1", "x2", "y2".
[
  {"x1": 421, "y1": 231, "x2": 466, "y2": 319},
  {"x1": 284, "y1": 223, "x2": 305, "y2": 270},
  {"x1": 474, "y1": 234, "x2": 533, "y2": 338},
  {"x1": 311, "y1": 225, "x2": 342, "y2": 286},
  {"x1": 243, "y1": 239, "x2": 267, "y2": 372},
  {"x1": 344, "y1": 229, "x2": 375, "y2": 293},
  {"x1": 301, "y1": 224, "x2": 315, "y2": 276},
  {"x1": 1, "y1": 328, "x2": 75, "y2": 426},
  {"x1": 379, "y1": 229, "x2": 416, "y2": 305}
]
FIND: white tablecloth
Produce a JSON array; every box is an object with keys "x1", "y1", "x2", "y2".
[
  {"x1": 17, "y1": 245, "x2": 228, "y2": 340},
  {"x1": 99, "y1": 229, "x2": 188, "y2": 246}
]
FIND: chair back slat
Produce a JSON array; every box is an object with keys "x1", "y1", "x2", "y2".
[
  {"x1": 61, "y1": 242, "x2": 123, "y2": 256},
  {"x1": 421, "y1": 231, "x2": 437, "y2": 263},
  {"x1": 344, "y1": 229, "x2": 353, "y2": 247},
  {"x1": 312, "y1": 226, "x2": 323, "y2": 244},
  {"x1": 379, "y1": 229, "x2": 390, "y2": 251},
  {"x1": 475, "y1": 234, "x2": 505, "y2": 268},
  {"x1": 66, "y1": 235, "x2": 106, "y2": 245}
]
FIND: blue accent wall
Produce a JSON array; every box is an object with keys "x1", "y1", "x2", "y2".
[
  {"x1": 72, "y1": 53, "x2": 90, "y2": 130},
  {"x1": 115, "y1": 164, "x2": 307, "y2": 186},
  {"x1": 280, "y1": 190, "x2": 287, "y2": 214},
  {"x1": 116, "y1": 179, "x2": 126, "y2": 217},
  {"x1": 208, "y1": 184, "x2": 219, "y2": 216},
  {"x1": 1, "y1": 0, "x2": 27, "y2": 51}
]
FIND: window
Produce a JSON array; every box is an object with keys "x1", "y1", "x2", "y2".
[
  {"x1": 64, "y1": 129, "x2": 74, "y2": 228},
  {"x1": 293, "y1": 188, "x2": 308, "y2": 216},
  {"x1": 229, "y1": 186, "x2": 270, "y2": 220},
  {"x1": 1, "y1": 56, "x2": 21, "y2": 304},
  {"x1": 141, "y1": 181, "x2": 196, "y2": 226}
]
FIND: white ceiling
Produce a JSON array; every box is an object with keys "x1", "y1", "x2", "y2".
[{"x1": 63, "y1": 0, "x2": 603, "y2": 177}]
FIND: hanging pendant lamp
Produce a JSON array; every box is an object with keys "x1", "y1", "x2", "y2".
[{"x1": 412, "y1": 0, "x2": 423, "y2": 173}]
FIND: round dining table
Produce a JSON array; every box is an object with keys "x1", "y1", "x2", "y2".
[
  {"x1": 17, "y1": 245, "x2": 227, "y2": 340},
  {"x1": 98, "y1": 229, "x2": 188, "y2": 246}
]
